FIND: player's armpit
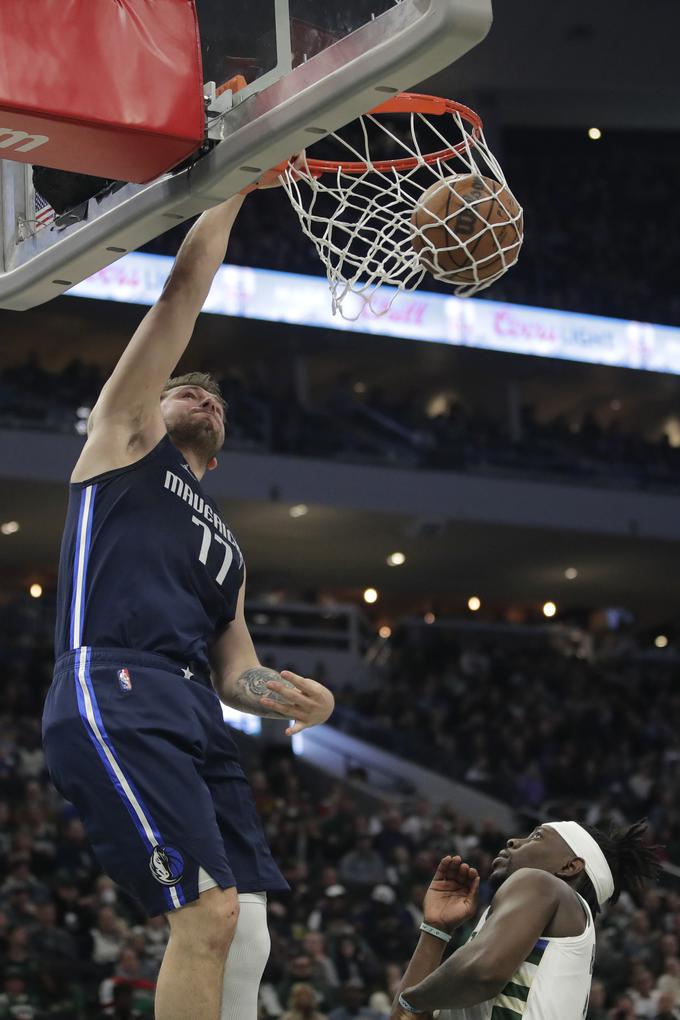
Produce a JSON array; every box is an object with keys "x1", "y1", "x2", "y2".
[{"x1": 90, "y1": 195, "x2": 245, "y2": 434}]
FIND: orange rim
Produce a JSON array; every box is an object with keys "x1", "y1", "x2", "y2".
[{"x1": 299, "y1": 93, "x2": 484, "y2": 177}]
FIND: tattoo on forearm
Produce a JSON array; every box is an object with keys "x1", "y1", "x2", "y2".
[{"x1": 228, "y1": 667, "x2": 296, "y2": 718}]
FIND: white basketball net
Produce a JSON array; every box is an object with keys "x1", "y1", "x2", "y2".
[{"x1": 281, "y1": 97, "x2": 523, "y2": 321}]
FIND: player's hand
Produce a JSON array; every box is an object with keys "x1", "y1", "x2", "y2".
[
  {"x1": 260, "y1": 670, "x2": 335, "y2": 736},
  {"x1": 240, "y1": 152, "x2": 307, "y2": 193},
  {"x1": 422, "y1": 855, "x2": 480, "y2": 932}
]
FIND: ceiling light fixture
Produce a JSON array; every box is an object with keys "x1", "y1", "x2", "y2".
[{"x1": 386, "y1": 552, "x2": 406, "y2": 567}]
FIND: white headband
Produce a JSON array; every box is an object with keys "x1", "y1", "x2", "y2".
[{"x1": 544, "y1": 821, "x2": 615, "y2": 907}]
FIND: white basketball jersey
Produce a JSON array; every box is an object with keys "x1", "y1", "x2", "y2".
[{"x1": 438, "y1": 893, "x2": 596, "y2": 1020}]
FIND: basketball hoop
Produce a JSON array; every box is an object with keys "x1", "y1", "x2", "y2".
[{"x1": 278, "y1": 92, "x2": 523, "y2": 320}]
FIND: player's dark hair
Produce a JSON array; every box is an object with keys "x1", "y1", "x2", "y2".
[
  {"x1": 577, "y1": 819, "x2": 661, "y2": 915},
  {"x1": 161, "y1": 372, "x2": 227, "y2": 416}
]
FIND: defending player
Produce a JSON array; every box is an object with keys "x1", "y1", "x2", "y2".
[
  {"x1": 391, "y1": 819, "x2": 659, "y2": 1020},
  {"x1": 41, "y1": 194, "x2": 335, "y2": 1020}
]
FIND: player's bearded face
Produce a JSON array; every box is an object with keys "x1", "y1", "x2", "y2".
[{"x1": 162, "y1": 389, "x2": 225, "y2": 461}]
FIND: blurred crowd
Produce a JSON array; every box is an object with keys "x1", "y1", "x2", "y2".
[
  {"x1": 333, "y1": 628, "x2": 680, "y2": 865},
  {"x1": 0, "y1": 594, "x2": 679, "y2": 1018},
  {"x1": 2, "y1": 356, "x2": 680, "y2": 493}
]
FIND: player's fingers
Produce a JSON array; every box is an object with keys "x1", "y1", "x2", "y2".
[
  {"x1": 265, "y1": 679, "x2": 311, "y2": 703},
  {"x1": 286, "y1": 719, "x2": 312, "y2": 736},
  {"x1": 259, "y1": 698, "x2": 307, "y2": 721},
  {"x1": 279, "y1": 669, "x2": 313, "y2": 690}
]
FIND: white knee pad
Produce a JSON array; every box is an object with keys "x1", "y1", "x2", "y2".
[
  {"x1": 197, "y1": 869, "x2": 271, "y2": 1020},
  {"x1": 221, "y1": 891, "x2": 271, "y2": 1020}
]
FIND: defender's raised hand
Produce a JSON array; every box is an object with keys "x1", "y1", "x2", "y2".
[{"x1": 423, "y1": 855, "x2": 480, "y2": 933}]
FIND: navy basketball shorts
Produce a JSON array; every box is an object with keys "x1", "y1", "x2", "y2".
[{"x1": 42, "y1": 647, "x2": 289, "y2": 917}]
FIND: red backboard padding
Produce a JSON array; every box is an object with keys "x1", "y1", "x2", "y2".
[{"x1": 0, "y1": 0, "x2": 204, "y2": 183}]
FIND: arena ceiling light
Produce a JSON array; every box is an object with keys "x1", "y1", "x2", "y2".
[
  {"x1": 588, "y1": 127, "x2": 602, "y2": 140},
  {"x1": 655, "y1": 635, "x2": 669, "y2": 649},
  {"x1": 543, "y1": 601, "x2": 557, "y2": 618},
  {"x1": 289, "y1": 504, "x2": 308, "y2": 518},
  {"x1": 386, "y1": 551, "x2": 406, "y2": 566},
  {"x1": 565, "y1": 567, "x2": 578, "y2": 580},
  {"x1": 29, "y1": 583, "x2": 43, "y2": 598},
  {"x1": 1, "y1": 520, "x2": 20, "y2": 535},
  {"x1": 363, "y1": 588, "x2": 378, "y2": 604},
  {"x1": 379, "y1": 625, "x2": 392, "y2": 639},
  {"x1": 467, "y1": 596, "x2": 481, "y2": 611}
]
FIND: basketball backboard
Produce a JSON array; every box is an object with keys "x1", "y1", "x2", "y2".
[{"x1": 0, "y1": 0, "x2": 493, "y2": 311}]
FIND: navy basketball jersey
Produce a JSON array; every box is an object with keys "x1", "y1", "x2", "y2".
[{"x1": 55, "y1": 435, "x2": 244, "y2": 683}]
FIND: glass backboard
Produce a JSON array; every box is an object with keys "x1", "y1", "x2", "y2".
[{"x1": 0, "y1": 0, "x2": 493, "y2": 310}]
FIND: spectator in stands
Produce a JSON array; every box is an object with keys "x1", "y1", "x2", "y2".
[
  {"x1": 302, "y1": 932, "x2": 340, "y2": 994},
  {"x1": 331, "y1": 935, "x2": 380, "y2": 989},
  {"x1": 339, "y1": 836, "x2": 386, "y2": 888},
  {"x1": 609, "y1": 995, "x2": 637, "y2": 1020},
  {"x1": 278, "y1": 956, "x2": 326, "y2": 1013},
  {"x1": 356, "y1": 885, "x2": 415, "y2": 963},
  {"x1": 628, "y1": 969, "x2": 662, "y2": 1019},
  {"x1": 28, "y1": 896, "x2": 78, "y2": 971},
  {"x1": 98, "y1": 947, "x2": 155, "y2": 1016},
  {"x1": 89, "y1": 907, "x2": 129, "y2": 968},
  {"x1": 0, "y1": 968, "x2": 41, "y2": 1019},
  {"x1": 327, "y1": 980, "x2": 384, "y2": 1020},
  {"x1": 657, "y1": 958, "x2": 680, "y2": 1006},
  {"x1": 654, "y1": 994, "x2": 680, "y2": 1020},
  {"x1": 96, "y1": 982, "x2": 137, "y2": 1020},
  {"x1": 1, "y1": 926, "x2": 40, "y2": 986},
  {"x1": 281, "y1": 982, "x2": 328, "y2": 1020}
]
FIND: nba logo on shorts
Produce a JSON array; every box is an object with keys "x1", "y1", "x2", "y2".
[{"x1": 117, "y1": 668, "x2": 132, "y2": 692}]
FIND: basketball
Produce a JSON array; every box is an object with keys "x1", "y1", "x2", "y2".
[{"x1": 411, "y1": 174, "x2": 523, "y2": 286}]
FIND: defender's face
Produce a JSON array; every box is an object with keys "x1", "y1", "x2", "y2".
[
  {"x1": 161, "y1": 385, "x2": 226, "y2": 450},
  {"x1": 489, "y1": 824, "x2": 579, "y2": 887}
]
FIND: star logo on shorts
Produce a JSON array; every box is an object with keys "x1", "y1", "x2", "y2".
[{"x1": 181, "y1": 666, "x2": 194, "y2": 680}]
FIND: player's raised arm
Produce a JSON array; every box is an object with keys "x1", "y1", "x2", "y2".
[
  {"x1": 210, "y1": 574, "x2": 335, "y2": 735},
  {"x1": 88, "y1": 195, "x2": 245, "y2": 438}
]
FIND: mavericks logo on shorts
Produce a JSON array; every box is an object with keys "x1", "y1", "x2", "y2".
[
  {"x1": 117, "y1": 668, "x2": 132, "y2": 692},
  {"x1": 149, "y1": 845, "x2": 185, "y2": 887}
]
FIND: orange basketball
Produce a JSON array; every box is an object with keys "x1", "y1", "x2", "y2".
[{"x1": 411, "y1": 174, "x2": 523, "y2": 286}]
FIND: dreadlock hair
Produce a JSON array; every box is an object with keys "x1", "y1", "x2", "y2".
[
  {"x1": 576, "y1": 819, "x2": 662, "y2": 915},
  {"x1": 161, "y1": 372, "x2": 227, "y2": 418}
]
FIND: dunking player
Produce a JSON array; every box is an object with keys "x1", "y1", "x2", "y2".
[
  {"x1": 391, "y1": 819, "x2": 659, "y2": 1020},
  {"x1": 41, "y1": 194, "x2": 335, "y2": 1020}
]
